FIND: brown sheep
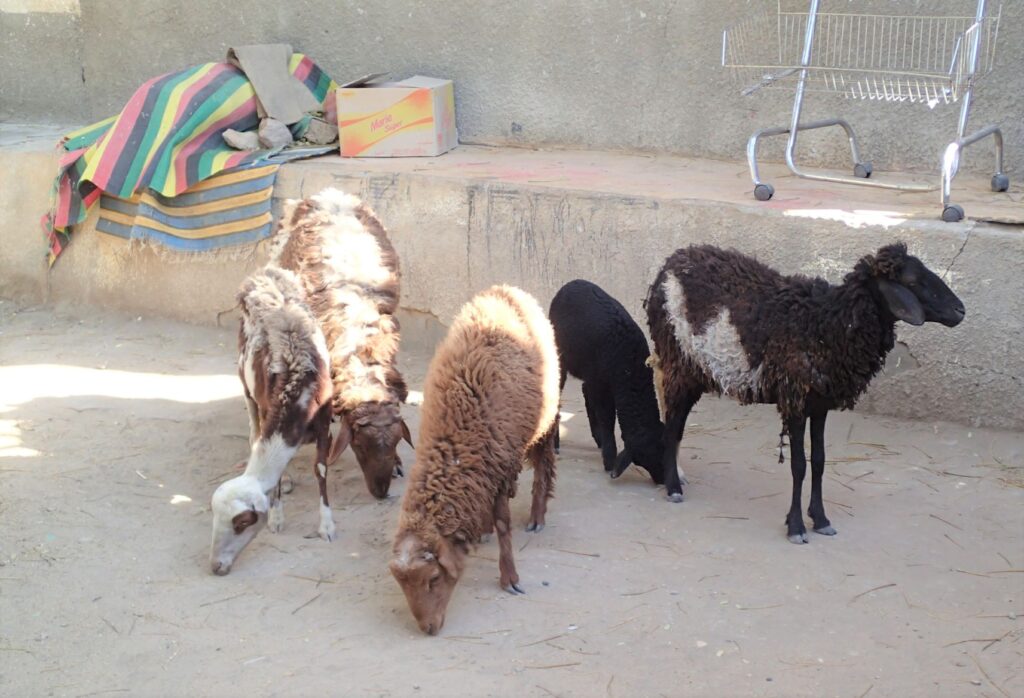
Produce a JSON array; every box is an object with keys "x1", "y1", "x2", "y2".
[
  {"x1": 389, "y1": 285, "x2": 560, "y2": 635},
  {"x1": 270, "y1": 188, "x2": 411, "y2": 500},
  {"x1": 210, "y1": 265, "x2": 334, "y2": 575}
]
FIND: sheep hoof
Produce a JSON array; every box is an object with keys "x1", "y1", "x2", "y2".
[
  {"x1": 525, "y1": 522, "x2": 545, "y2": 533},
  {"x1": 280, "y1": 474, "x2": 294, "y2": 494},
  {"x1": 788, "y1": 533, "x2": 809, "y2": 544},
  {"x1": 667, "y1": 492, "x2": 684, "y2": 503},
  {"x1": 814, "y1": 525, "x2": 837, "y2": 536},
  {"x1": 267, "y1": 505, "x2": 284, "y2": 533},
  {"x1": 504, "y1": 582, "x2": 526, "y2": 595}
]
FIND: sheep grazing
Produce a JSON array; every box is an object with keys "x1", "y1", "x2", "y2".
[
  {"x1": 270, "y1": 188, "x2": 411, "y2": 500},
  {"x1": 548, "y1": 279, "x2": 666, "y2": 483},
  {"x1": 646, "y1": 243, "x2": 965, "y2": 543},
  {"x1": 210, "y1": 265, "x2": 334, "y2": 575},
  {"x1": 389, "y1": 285, "x2": 560, "y2": 635}
]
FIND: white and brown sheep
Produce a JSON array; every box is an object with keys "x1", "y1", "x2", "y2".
[
  {"x1": 646, "y1": 243, "x2": 965, "y2": 543},
  {"x1": 270, "y1": 188, "x2": 411, "y2": 500},
  {"x1": 389, "y1": 285, "x2": 560, "y2": 635},
  {"x1": 209, "y1": 265, "x2": 335, "y2": 575}
]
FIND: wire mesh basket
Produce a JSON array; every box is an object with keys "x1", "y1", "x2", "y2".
[
  {"x1": 723, "y1": 1, "x2": 1001, "y2": 104},
  {"x1": 721, "y1": 0, "x2": 1009, "y2": 221}
]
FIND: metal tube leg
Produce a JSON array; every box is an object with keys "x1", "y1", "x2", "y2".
[{"x1": 940, "y1": 124, "x2": 1007, "y2": 222}]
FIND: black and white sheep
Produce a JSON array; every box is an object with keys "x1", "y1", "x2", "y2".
[
  {"x1": 209, "y1": 265, "x2": 335, "y2": 575},
  {"x1": 646, "y1": 243, "x2": 965, "y2": 543},
  {"x1": 548, "y1": 279, "x2": 666, "y2": 483}
]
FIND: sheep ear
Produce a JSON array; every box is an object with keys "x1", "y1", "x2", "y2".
[
  {"x1": 231, "y1": 508, "x2": 259, "y2": 535},
  {"x1": 437, "y1": 539, "x2": 462, "y2": 579},
  {"x1": 877, "y1": 279, "x2": 925, "y2": 326},
  {"x1": 328, "y1": 420, "x2": 352, "y2": 465},
  {"x1": 401, "y1": 419, "x2": 414, "y2": 449}
]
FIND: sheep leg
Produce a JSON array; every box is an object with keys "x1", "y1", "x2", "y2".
[
  {"x1": 785, "y1": 416, "x2": 809, "y2": 544},
  {"x1": 244, "y1": 392, "x2": 261, "y2": 447},
  {"x1": 807, "y1": 411, "x2": 836, "y2": 536},
  {"x1": 267, "y1": 479, "x2": 284, "y2": 533},
  {"x1": 526, "y1": 424, "x2": 557, "y2": 532},
  {"x1": 311, "y1": 405, "x2": 336, "y2": 542},
  {"x1": 581, "y1": 382, "x2": 605, "y2": 450},
  {"x1": 656, "y1": 391, "x2": 699, "y2": 502},
  {"x1": 555, "y1": 367, "x2": 566, "y2": 454},
  {"x1": 586, "y1": 382, "x2": 619, "y2": 471},
  {"x1": 494, "y1": 492, "x2": 523, "y2": 594}
]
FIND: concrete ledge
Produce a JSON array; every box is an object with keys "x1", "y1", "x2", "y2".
[{"x1": 2, "y1": 128, "x2": 1021, "y2": 430}]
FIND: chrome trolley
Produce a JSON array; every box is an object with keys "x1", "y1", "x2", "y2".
[{"x1": 722, "y1": 0, "x2": 1008, "y2": 221}]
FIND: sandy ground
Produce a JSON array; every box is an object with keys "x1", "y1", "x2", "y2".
[{"x1": 0, "y1": 300, "x2": 1021, "y2": 698}]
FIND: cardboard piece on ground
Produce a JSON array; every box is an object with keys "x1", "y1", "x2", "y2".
[
  {"x1": 337, "y1": 75, "x2": 457, "y2": 157},
  {"x1": 227, "y1": 44, "x2": 320, "y2": 124}
]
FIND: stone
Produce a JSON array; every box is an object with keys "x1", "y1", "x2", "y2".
[
  {"x1": 222, "y1": 129, "x2": 260, "y2": 151},
  {"x1": 303, "y1": 117, "x2": 338, "y2": 145},
  {"x1": 258, "y1": 118, "x2": 293, "y2": 149}
]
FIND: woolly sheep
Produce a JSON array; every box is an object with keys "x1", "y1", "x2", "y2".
[
  {"x1": 210, "y1": 265, "x2": 334, "y2": 575},
  {"x1": 389, "y1": 285, "x2": 560, "y2": 635},
  {"x1": 271, "y1": 188, "x2": 412, "y2": 500},
  {"x1": 548, "y1": 279, "x2": 666, "y2": 483},
  {"x1": 646, "y1": 243, "x2": 964, "y2": 542}
]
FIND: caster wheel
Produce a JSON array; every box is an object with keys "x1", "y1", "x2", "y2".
[
  {"x1": 854, "y1": 162, "x2": 873, "y2": 178},
  {"x1": 941, "y1": 204, "x2": 965, "y2": 223},
  {"x1": 991, "y1": 173, "x2": 1009, "y2": 192},
  {"x1": 753, "y1": 183, "x2": 774, "y2": 201}
]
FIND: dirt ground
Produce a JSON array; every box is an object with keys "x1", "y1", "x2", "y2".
[{"x1": 1, "y1": 300, "x2": 1021, "y2": 698}]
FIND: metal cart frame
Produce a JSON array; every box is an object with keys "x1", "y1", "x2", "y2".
[{"x1": 722, "y1": 0, "x2": 1008, "y2": 221}]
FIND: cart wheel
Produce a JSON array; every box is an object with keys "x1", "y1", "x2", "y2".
[
  {"x1": 854, "y1": 162, "x2": 873, "y2": 178},
  {"x1": 991, "y1": 173, "x2": 1009, "y2": 192},
  {"x1": 941, "y1": 204, "x2": 965, "y2": 223},
  {"x1": 753, "y1": 183, "x2": 774, "y2": 201}
]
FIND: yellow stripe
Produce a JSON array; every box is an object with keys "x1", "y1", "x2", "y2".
[
  {"x1": 137, "y1": 186, "x2": 272, "y2": 216},
  {"x1": 138, "y1": 68, "x2": 215, "y2": 178},
  {"x1": 163, "y1": 84, "x2": 256, "y2": 194},
  {"x1": 64, "y1": 116, "x2": 117, "y2": 142},
  {"x1": 100, "y1": 208, "x2": 272, "y2": 239},
  {"x1": 176, "y1": 163, "x2": 278, "y2": 194}
]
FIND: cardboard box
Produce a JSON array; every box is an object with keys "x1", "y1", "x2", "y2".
[{"x1": 337, "y1": 75, "x2": 457, "y2": 157}]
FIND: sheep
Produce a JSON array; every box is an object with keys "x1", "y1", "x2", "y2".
[
  {"x1": 646, "y1": 242, "x2": 965, "y2": 543},
  {"x1": 548, "y1": 279, "x2": 666, "y2": 483},
  {"x1": 270, "y1": 188, "x2": 412, "y2": 501},
  {"x1": 389, "y1": 285, "x2": 560, "y2": 635},
  {"x1": 210, "y1": 265, "x2": 335, "y2": 575}
]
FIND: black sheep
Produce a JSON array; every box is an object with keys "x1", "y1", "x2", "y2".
[
  {"x1": 646, "y1": 243, "x2": 965, "y2": 543},
  {"x1": 549, "y1": 279, "x2": 666, "y2": 483}
]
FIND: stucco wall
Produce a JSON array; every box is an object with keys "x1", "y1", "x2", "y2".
[{"x1": 2, "y1": 0, "x2": 1020, "y2": 176}]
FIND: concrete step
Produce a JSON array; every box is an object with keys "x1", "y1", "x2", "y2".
[{"x1": 1, "y1": 125, "x2": 1021, "y2": 430}]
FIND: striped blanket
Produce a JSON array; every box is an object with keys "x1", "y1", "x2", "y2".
[{"x1": 45, "y1": 53, "x2": 335, "y2": 264}]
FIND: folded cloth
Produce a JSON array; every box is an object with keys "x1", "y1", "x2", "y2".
[
  {"x1": 227, "y1": 43, "x2": 321, "y2": 124},
  {"x1": 95, "y1": 145, "x2": 334, "y2": 253},
  {"x1": 44, "y1": 53, "x2": 335, "y2": 265}
]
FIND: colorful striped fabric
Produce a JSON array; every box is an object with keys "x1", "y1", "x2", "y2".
[{"x1": 45, "y1": 53, "x2": 336, "y2": 265}]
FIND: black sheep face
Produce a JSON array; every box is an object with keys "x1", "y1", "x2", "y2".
[{"x1": 872, "y1": 244, "x2": 965, "y2": 328}]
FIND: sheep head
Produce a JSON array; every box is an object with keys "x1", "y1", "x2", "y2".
[
  {"x1": 869, "y1": 243, "x2": 965, "y2": 328},
  {"x1": 389, "y1": 531, "x2": 464, "y2": 636},
  {"x1": 332, "y1": 401, "x2": 412, "y2": 499},
  {"x1": 209, "y1": 475, "x2": 269, "y2": 575}
]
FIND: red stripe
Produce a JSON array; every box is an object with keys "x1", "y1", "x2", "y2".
[
  {"x1": 89, "y1": 73, "x2": 168, "y2": 186},
  {"x1": 292, "y1": 56, "x2": 313, "y2": 82},
  {"x1": 54, "y1": 177, "x2": 75, "y2": 228},
  {"x1": 172, "y1": 64, "x2": 230, "y2": 122},
  {"x1": 171, "y1": 97, "x2": 256, "y2": 194}
]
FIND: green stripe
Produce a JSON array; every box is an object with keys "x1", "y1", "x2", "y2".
[
  {"x1": 117, "y1": 65, "x2": 207, "y2": 198},
  {"x1": 147, "y1": 74, "x2": 250, "y2": 193},
  {"x1": 313, "y1": 72, "x2": 332, "y2": 102},
  {"x1": 64, "y1": 116, "x2": 117, "y2": 151}
]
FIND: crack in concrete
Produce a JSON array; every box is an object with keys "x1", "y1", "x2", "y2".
[{"x1": 943, "y1": 226, "x2": 973, "y2": 279}]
